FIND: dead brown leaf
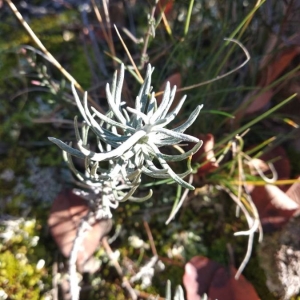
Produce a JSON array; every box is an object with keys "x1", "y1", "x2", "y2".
[
  {"x1": 183, "y1": 256, "x2": 259, "y2": 300},
  {"x1": 247, "y1": 147, "x2": 300, "y2": 232},
  {"x1": 208, "y1": 266, "x2": 260, "y2": 300},
  {"x1": 192, "y1": 134, "x2": 219, "y2": 177},
  {"x1": 259, "y1": 47, "x2": 299, "y2": 87},
  {"x1": 183, "y1": 256, "x2": 220, "y2": 299},
  {"x1": 237, "y1": 46, "x2": 299, "y2": 120},
  {"x1": 286, "y1": 176, "x2": 300, "y2": 206},
  {"x1": 48, "y1": 190, "x2": 112, "y2": 272},
  {"x1": 242, "y1": 89, "x2": 274, "y2": 116}
]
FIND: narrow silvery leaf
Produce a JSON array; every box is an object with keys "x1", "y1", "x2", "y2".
[
  {"x1": 63, "y1": 149, "x2": 86, "y2": 182},
  {"x1": 63, "y1": 147, "x2": 108, "y2": 182},
  {"x1": 154, "y1": 128, "x2": 199, "y2": 143},
  {"x1": 161, "y1": 85, "x2": 177, "y2": 119},
  {"x1": 148, "y1": 142, "x2": 194, "y2": 189},
  {"x1": 90, "y1": 161, "x2": 99, "y2": 177},
  {"x1": 165, "y1": 280, "x2": 171, "y2": 300},
  {"x1": 49, "y1": 137, "x2": 86, "y2": 159},
  {"x1": 164, "y1": 95, "x2": 187, "y2": 120},
  {"x1": 77, "y1": 130, "x2": 147, "y2": 161},
  {"x1": 118, "y1": 185, "x2": 139, "y2": 202},
  {"x1": 71, "y1": 84, "x2": 91, "y2": 126},
  {"x1": 154, "y1": 138, "x2": 183, "y2": 146},
  {"x1": 83, "y1": 92, "x2": 106, "y2": 135},
  {"x1": 137, "y1": 64, "x2": 153, "y2": 113},
  {"x1": 115, "y1": 64, "x2": 124, "y2": 106},
  {"x1": 127, "y1": 169, "x2": 141, "y2": 181},
  {"x1": 174, "y1": 286, "x2": 185, "y2": 300},
  {"x1": 74, "y1": 116, "x2": 81, "y2": 142},
  {"x1": 91, "y1": 106, "x2": 134, "y2": 132},
  {"x1": 127, "y1": 189, "x2": 153, "y2": 202},
  {"x1": 141, "y1": 166, "x2": 191, "y2": 180},
  {"x1": 146, "y1": 92, "x2": 156, "y2": 117},
  {"x1": 159, "y1": 140, "x2": 203, "y2": 162},
  {"x1": 96, "y1": 136, "x2": 104, "y2": 152},
  {"x1": 160, "y1": 161, "x2": 194, "y2": 190},
  {"x1": 110, "y1": 69, "x2": 118, "y2": 99},
  {"x1": 149, "y1": 81, "x2": 170, "y2": 123},
  {"x1": 144, "y1": 158, "x2": 169, "y2": 174},
  {"x1": 122, "y1": 108, "x2": 131, "y2": 123},
  {"x1": 119, "y1": 189, "x2": 153, "y2": 202},
  {"x1": 126, "y1": 107, "x2": 149, "y2": 124},
  {"x1": 82, "y1": 123, "x2": 90, "y2": 146},
  {"x1": 105, "y1": 83, "x2": 126, "y2": 124},
  {"x1": 142, "y1": 148, "x2": 169, "y2": 173},
  {"x1": 172, "y1": 105, "x2": 203, "y2": 133}
]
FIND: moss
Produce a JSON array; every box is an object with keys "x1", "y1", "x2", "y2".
[
  {"x1": 67, "y1": 46, "x2": 92, "y2": 88},
  {"x1": 0, "y1": 251, "x2": 42, "y2": 300},
  {"x1": 0, "y1": 11, "x2": 77, "y2": 51}
]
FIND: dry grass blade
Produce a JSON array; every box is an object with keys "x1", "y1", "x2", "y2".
[
  {"x1": 102, "y1": 237, "x2": 138, "y2": 300},
  {"x1": 114, "y1": 25, "x2": 143, "y2": 83},
  {"x1": 91, "y1": 0, "x2": 117, "y2": 68}
]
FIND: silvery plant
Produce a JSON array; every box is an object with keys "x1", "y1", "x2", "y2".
[{"x1": 49, "y1": 64, "x2": 203, "y2": 219}]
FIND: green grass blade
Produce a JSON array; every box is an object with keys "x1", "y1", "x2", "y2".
[{"x1": 184, "y1": 0, "x2": 195, "y2": 36}]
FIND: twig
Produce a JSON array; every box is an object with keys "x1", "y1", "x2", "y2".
[
  {"x1": 134, "y1": 290, "x2": 165, "y2": 300},
  {"x1": 102, "y1": 237, "x2": 138, "y2": 300},
  {"x1": 157, "y1": 0, "x2": 172, "y2": 36},
  {"x1": 52, "y1": 254, "x2": 59, "y2": 300},
  {"x1": 140, "y1": 2, "x2": 158, "y2": 69},
  {"x1": 68, "y1": 213, "x2": 93, "y2": 300},
  {"x1": 220, "y1": 185, "x2": 258, "y2": 279},
  {"x1": 143, "y1": 220, "x2": 157, "y2": 256},
  {"x1": 91, "y1": 0, "x2": 117, "y2": 68},
  {"x1": 121, "y1": 27, "x2": 144, "y2": 44},
  {"x1": 165, "y1": 175, "x2": 193, "y2": 224},
  {"x1": 5, "y1": 0, "x2": 105, "y2": 114},
  {"x1": 102, "y1": 0, "x2": 116, "y2": 65},
  {"x1": 80, "y1": 5, "x2": 108, "y2": 77},
  {"x1": 113, "y1": 25, "x2": 143, "y2": 83}
]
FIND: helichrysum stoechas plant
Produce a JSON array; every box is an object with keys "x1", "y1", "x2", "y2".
[{"x1": 49, "y1": 64, "x2": 203, "y2": 218}]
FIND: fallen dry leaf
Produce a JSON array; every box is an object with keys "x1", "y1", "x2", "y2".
[
  {"x1": 242, "y1": 89, "x2": 274, "y2": 116},
  {"x1": 247, "y1": 147, "x2": 300, "y2": 232},
  {"x1": 48, "y1": 190, "x2": 112, "y2": 272},
  {"x1": 183, "y1": 256, "x2": 220, "y2": 299},
  {"x1": 183, "y1": 256, "x2": 259, "y2": 300},
  {"x1": 208, "y1": 266, "x2": 260, "y2": 300},
  {"x1": 192, "y1": 134, "x2": 219, "y2": 177},
  {"x1": 235, "y1": 45, "x2": 299, "y2": 122},
  {"x1": 286, "y1": 176, "x2": 300, "y2": 206},
  {"x1": 259, "y1": 47, "x2": 299, "y2": 87},
  {"x1": 254, "y1": 184, "x2": 299, "y2": 232}
]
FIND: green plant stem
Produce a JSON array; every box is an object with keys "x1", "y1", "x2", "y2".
[
  {"x1": 206, "y1": 0, "x2": 265, "y2": 79},
  {"x1": 216, "y1": 93, "x2": 297, "y2": 148},
  {"x1": 184, "y1": 0, "x2": 195, "y2": 36}
]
